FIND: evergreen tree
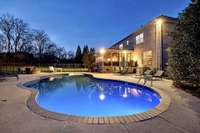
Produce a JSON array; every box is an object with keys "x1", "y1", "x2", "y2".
[
  {"x1": 168, "y1": 0, "x2": 200, "y2": 88},
  {"x1": 82, "y1": 48, "x2": 96, "y2": 71},
  {"x1": 82, "y1": 45, "x2": 89, "y2": 55},
  {"x1": 75, "y1": 45, "x2": 82, "y2": 63},
  {"x1": 89, "y1": 48, "x2": 96, "y2": 64}
]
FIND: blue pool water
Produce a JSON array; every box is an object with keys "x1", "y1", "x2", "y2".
[{"x1": 27, "y1": 75, "x2": 161, "y2": 117}]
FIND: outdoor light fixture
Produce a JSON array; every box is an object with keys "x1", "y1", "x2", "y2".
[
  {"x1": 112, "y1": 58, "x2": 115, "y2": 62},
  {"x1": 123, "y1": 50, "x2": 127, "y2": 54},
  {"x1": 112, "y1": 57, "x2": 117, "y2": 62},
  {"x1": 156, "y1": 18, "x2": 163, "y2": 25},
  {"x1": 100, "y1": 48, "x2": 105, "y2": 55}
]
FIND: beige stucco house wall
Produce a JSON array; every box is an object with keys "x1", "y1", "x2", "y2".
[{"x1": 111, "y1": 15, "x2": 178, "y2": 70}]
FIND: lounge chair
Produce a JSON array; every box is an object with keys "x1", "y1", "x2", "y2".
[
  {"x1": 153, "y1": 70, "x2": 164, "y2": 80},
  {"x1": 137, "y1": 69, "x2": 153, "y2": 84},
  {"x1": 137, "y1": 69, "x2": 152, "y2": 77},
  {"x1": 138, "y1": 70, "x2": 164, "y2": 86},
  {"x1": 136, "y1": 68, "x2": 152, "y2": 77},
  {"x1": 0, "y1": 72, "x2": 19, "y2": 80},
  {"x1": 49, "y1": 66, "x2": 55, "y2": 72}
]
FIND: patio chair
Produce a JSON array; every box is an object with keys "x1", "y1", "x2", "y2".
[{"x1": 0, "y1": 72, "x2": 19, "y2": 80}]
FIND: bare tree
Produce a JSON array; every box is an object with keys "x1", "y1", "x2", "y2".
[
  {"x1": 32, "y1": 30, "x2": 50, "y2": 66},
  {"x1": 45, "y1": 42, "x2": 58, "y2": 55},
  {"x1": 0, "y1": 13, "x2": 71, "y2": 65},
  {"x1": 0, "y1": 33, "x2": 6, "y2": 52},
  {"x1": 67, "y1": 51, "x2": 74, "y2": 59},
  {"x1": 57, "y1": 47, "x2": 67, "y2": 60},
  {"x1": 33, "y1": 30, "x2": 49, "y2": 57},
  {"x1": 18, "y1": 32, "x2": 35, "y2": 54},
  {"x1": 0, "y1": 14, "x2": 15, "y2": 53},
  {"x1": 12, "y1": 18, "x2": 29, "y2": 53},
  {"x1": 0, "y1": 14, "x2": 30, "y2": 53}
]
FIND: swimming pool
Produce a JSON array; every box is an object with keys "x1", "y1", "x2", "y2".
[{"x1": 27, "y1": 74, "x2": 161, "y2": 117}]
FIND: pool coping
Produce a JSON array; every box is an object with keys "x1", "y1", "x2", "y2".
[{"x1": 17, "y1": 73, "x2": 171, "y2": 125}]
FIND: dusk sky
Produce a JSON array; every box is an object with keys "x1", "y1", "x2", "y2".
[{"x1": 0, "y1": 0, "x2": 190, "y2": 51}]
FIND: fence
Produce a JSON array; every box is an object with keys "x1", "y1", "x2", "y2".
[{"x1": 0, "y1": 64, "x2": 88, "y2": 73}]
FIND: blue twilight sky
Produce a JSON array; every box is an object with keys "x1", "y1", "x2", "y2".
[{"x1": 0, "y1": 0, "x2": 190, "y2": 51}]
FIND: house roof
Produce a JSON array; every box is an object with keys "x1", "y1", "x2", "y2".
[{"x1": 110, "y1": 15, "x2": 178, "y2": 50}]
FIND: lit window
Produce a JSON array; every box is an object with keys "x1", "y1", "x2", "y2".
[
  {"x1": 119, "y1": 43, "x2": 123, "y2": 49},
  {"x1": 143, "y1": 51, "x2": 152, "y2": 66},
  {"x1": 136, "y1": 33, "x2": 144, "y2": 45},
  {"x1": 127, "y1": 40, "x2": 129, "y2": 45}
]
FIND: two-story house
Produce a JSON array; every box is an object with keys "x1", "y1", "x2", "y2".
[{"x1": 96, "y1": 15, "x2": 178, "y2": 72}]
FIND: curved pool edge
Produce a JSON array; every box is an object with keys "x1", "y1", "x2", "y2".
[{"x1": 17, "y1": 73, "x2": 171, "y2": 124}]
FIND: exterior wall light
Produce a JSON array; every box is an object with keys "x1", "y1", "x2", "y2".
[
  {"x1": 123, "y1": 50, "x2": 127, "y2": 54},
  {"x1": 100, "y1": 48, "x2": 105, "y2": 55},
  {"x1": 156, "y1": 18, "x2": 163, "y2": 26}
]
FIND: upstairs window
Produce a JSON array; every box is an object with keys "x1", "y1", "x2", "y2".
[
  {"x1": 136, "y1": 33, "x2": 144, "y2": 45},
  {"x1": 119, "y1": 43, "x2": 123, "y2": 49},
  {"x1": 127, "y1": 40, "x2": 129, "y2": 45}
]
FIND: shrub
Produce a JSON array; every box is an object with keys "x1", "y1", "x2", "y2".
[{"x1": 168, "y1": 0, "x2": 200, "y2": 88}]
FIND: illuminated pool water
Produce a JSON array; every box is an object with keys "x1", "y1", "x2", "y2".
[{"x1": 27, "y1": 75, "x2": 161, "y2": 117}]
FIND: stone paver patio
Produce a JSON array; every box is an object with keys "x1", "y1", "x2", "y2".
[{"x1": 0, "y1": 73, "x2": 200, "y2": 133}]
